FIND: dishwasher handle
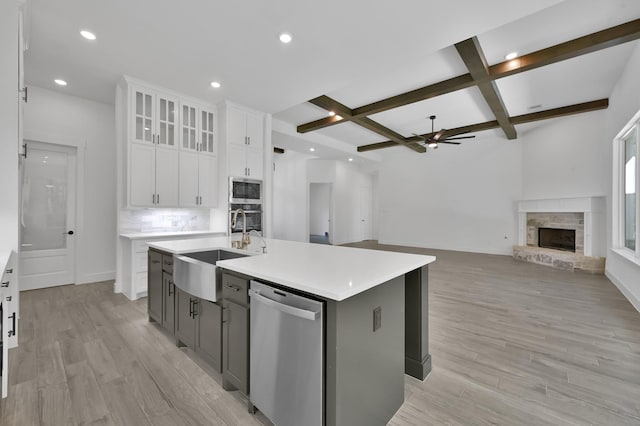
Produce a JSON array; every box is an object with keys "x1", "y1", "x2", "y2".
[{"x1": 249, "y1": 289, "x2": 319, "y2": 321}]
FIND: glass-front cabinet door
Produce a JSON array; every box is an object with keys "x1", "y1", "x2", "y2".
[
  {"x1": 133, "y1": 88, "x2": 155, "y2": 144},
  {"x1": 181, "y1": 103, "x2": 198, "y2": 151},
  {"x1": 157, "y1": 94, "x2": 177, "y2": 148},
  {"x1": 201, "y1": 108, "x2": 216, "y2": 155}
]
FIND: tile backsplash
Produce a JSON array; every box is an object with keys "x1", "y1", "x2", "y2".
[{"x1": 120, "y1": 209, "x2": 211, "y2": 233}]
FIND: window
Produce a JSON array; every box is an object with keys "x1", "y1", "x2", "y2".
[
  {"x1": 615, "y1": 111, "x2": 640, "y2": 260},
  {"x1": 624, "y1": 129, "x2": 637, "y2": 250}
]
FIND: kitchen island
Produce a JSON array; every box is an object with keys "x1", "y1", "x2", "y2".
[{"x1": 148, "y1": 237, "x2": 435, "y2": 426}]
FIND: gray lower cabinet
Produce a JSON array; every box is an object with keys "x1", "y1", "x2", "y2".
[
  {"x1": 162, "y1": 272, "x2": 175, "y2": 333},
  {"x1": 222, "y1": 272, "x2": 250, "y2": 394},
  {"x1": 148, "y1": 248, "x2": 223, "y2": 374},
  {"x1": 148, "y1": 250, "x2": 163, "y2": 322},
  {"x1": 196, "y1": 299, "x2": 222, "y2": 371},
  {"x1": 175, "y1": 287, "x2": 197, "y2": 349}
]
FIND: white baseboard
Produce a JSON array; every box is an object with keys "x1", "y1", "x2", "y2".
[
  {"x1": 605, "y1": 269, "x2": 640, "y2": 313},
  {"x1": 377, "y1": 239, "x2": 513, "y2": 256},
  {"x1": 76, "y1": 270, "x2": 116, "y2": 285}
]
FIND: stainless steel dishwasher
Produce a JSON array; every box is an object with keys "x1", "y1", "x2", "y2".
[{"x1": 249, "y1": 280, "x2": 324, "y2": 426}]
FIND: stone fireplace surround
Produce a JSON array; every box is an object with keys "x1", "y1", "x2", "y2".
[{"x1": 513, "y1": 197, "x2": 606, "y2": 273}]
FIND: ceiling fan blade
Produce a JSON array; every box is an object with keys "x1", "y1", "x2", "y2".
[
  {"x1": 437, "y1": 141, "x2": 461, "y2": 145},
  {"x1": 441, "y1": 135, "x2": 476, "y2": 141},
  {"x1": 432, "y1": 129, "x2": 446, "y2": 141}
]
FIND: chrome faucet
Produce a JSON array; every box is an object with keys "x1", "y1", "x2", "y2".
[
  {"x1": 231, "y1": 208, "x2": 251, "y2": 248},
  {"x1": 249, "y1": 229, "x2": 267, "y2": 253}
]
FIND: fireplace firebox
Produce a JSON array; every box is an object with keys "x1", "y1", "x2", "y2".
[{"x1": 538, "y1": 227, "x2": 576, "y2": 252}]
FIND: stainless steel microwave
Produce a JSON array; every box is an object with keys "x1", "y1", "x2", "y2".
[{"x1": 229, "y1": 177, "x2": 262, "y2": 204}]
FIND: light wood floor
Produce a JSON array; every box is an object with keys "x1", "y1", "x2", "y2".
[{"x1": 2, "y1": 243, "x2": 640, "y2": 425}]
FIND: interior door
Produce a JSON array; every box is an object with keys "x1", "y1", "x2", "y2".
[
  {"x1": 19, "y1": 141, "x2": 76, "y2": 290},
  {"x1": 359, "y1": 185, "x2": 372, "y2": 241}
]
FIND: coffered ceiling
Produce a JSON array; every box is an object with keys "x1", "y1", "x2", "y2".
[{"x1": 274, "y1": 0, "x2": 640, "y2": 158}]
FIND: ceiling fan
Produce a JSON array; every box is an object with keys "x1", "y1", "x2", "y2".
[{"x1": 413, "y1": 115, "x2": 475, "y2": 150}]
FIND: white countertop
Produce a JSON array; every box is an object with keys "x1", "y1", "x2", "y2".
[
  {"x1": 119, "y1": 230, "x2": 224, "y2": 240},
  {"x1": 148, "y1": 237, "x2": 435, "y2": 301}
]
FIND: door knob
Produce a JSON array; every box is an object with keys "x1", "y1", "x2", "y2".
[{"x1": 67, "y1": 231, "x2": 74, "y2": 235}]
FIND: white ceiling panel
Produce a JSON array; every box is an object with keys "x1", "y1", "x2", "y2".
[
  {"x1": 496, "y1": 43, "x2": 636, "y2": 117},
  {"x1": 478, "y1": 0, "x2": 640, "y2": 66},
  {"x1": 24, "y1": 0, "x2": 561, "y2": 110}
]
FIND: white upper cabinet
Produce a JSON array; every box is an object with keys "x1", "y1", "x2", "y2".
[
  {"x1": 120, "y1": 77, "x2": 218, "y2": 208},
  {"x1": 130, "y1": 143, "x2": 179, "y2": 207},
  {"x1": 179, "y1": 152, "x2": 218, "y2": 207},
  {"x1": 180, "y1": 102, "x2": 217, "y2": 156},
  {"x1": 200, "y1": 108, "x2": 216, "y2": 155},
  {"x1": 227, "y1": 105, "x2": 264, "y2": 179},
  {"x1": 181, "y1": 103, "x2": 198, "y2": 151},
  {"x1": 130, "y1": 86, "x2": 178, "y2": 148}
]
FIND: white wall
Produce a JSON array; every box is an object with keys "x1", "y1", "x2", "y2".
[
  {"x1": 605, "y1": 41, "x2": 640, "y2": 311},
  {"x1": 521, "y1": 111, "x2": 609, "y2": 200},
  {"x1": 310, "y1": 183, "x2": 331, "y2": 235},
  {"x1": 378, "y1": 133, "x2": 522, "y2": 255},
  {"x1": 272, "y1": 150, "x2": 312, "y2": 242},
  {"x1": 24, "y1": 86, "x2": 116, "y2": 284}
]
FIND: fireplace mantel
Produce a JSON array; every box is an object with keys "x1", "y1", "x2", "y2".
[{"x1": 516, "y1": 196, "x2": 606, "y2": 258}]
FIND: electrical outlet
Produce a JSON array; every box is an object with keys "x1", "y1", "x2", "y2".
[{"x1": 373, "y1": 306, "x2": 382, "y2": 332}]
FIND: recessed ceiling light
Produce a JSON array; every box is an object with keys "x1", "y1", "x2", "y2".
[
  {"x1": 328, "y1": 111, "x2": 336, "y2": 117},
  {"x1": 279, "y1": 32, "x2": 292, "y2": 44},
  {"x1": 309, "y1": 148, "x2": 315, "y2": 152},
  {"x1": 80, "y1": 30, "x2": 96, "y2": 41},
  {"x1": 505, "y1": 51, "x2": 518, "y2": 60},
  {"x1": 348, "y1": 158, "x2": 353, "y2": 162},
  {"x1": 210, "y1": 81, "x2": 221, "y2": 88},
  {"x1": 54, "y1": 79, "x2": 67, "y2": 86}
]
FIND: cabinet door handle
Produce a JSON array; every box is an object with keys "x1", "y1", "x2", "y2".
[
  {"x1": 196, "y1": 195, "x2": 199, "y2": 205},
  {"x1": 157, "y1": 194, "x2": 160, "y2": 204},
  {"x1": 151, "y1": 259, "x2": 160, "y2": 264},
  {"x1": 221, "y1": 306, "x2": 228, "y2": 324},
  {"x1": 248, "y1": 136, "x2": 251, "y2": 145},
  {"x1": 1, "y1": 281, "x2": 9, "y2": 287},
  {"x1": 5, "y1": 268, "x2": 12, "y2": 274},
  {"x1": 192, "y1": 300, "x2": 198, "y2": 317},
  {"x1": 168, "y1": 281, "x2": 174, "y2": 296},
  {"x1": 8, "y1": 312, "x2": 16, "y2": 337},
  {"x1": 225, "y1": 283, "x2": 240, "y2": 292},
  {"x1": 247, "y1": 167, "x2": 250, "y2": 176}
]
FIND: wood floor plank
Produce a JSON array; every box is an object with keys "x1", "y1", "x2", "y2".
[
  {"x1": 64, "y1": 360, "x2": 111, "y2": 425},
  {"x1": 98, "y1": 377, "x2": 152, "y2": 426},
  {"x1": 83, "y1": 338, "x2": 122, "y2": 384},
  {"x1": 38, "y1": 382, "x2": 76, "y2": 426},
  {"x1": 36, "y1": 341, "x2": 67, "y2": 388}
]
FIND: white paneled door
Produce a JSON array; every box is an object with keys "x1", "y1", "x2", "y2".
[
  {"x1": 359, "y1": 185, "x2": 372, "y2": 241},
  {"x1": 19, "y1": 141, "x2": 76, "y2": 290}
]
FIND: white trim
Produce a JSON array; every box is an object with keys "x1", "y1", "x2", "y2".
[
  {"x1": 76, "y1": 270, "x2": 116, "y2": 285},
  {"x1": 377, "y1": 238, "x2": 513, "y2": 256},
  {"x1": 605, "y1": 269, "x2": 640, "y2": 313},
  {"x1": 611, "y1": 247, "x2": 640, "y2": 267},
  {"x1": 612, "y1": 110, "x2": 640, "y2": 260}
]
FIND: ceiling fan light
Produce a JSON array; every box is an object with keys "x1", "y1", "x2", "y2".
[{"x1": 428, "y1": 141, "x2": 438, "y2": 148}]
